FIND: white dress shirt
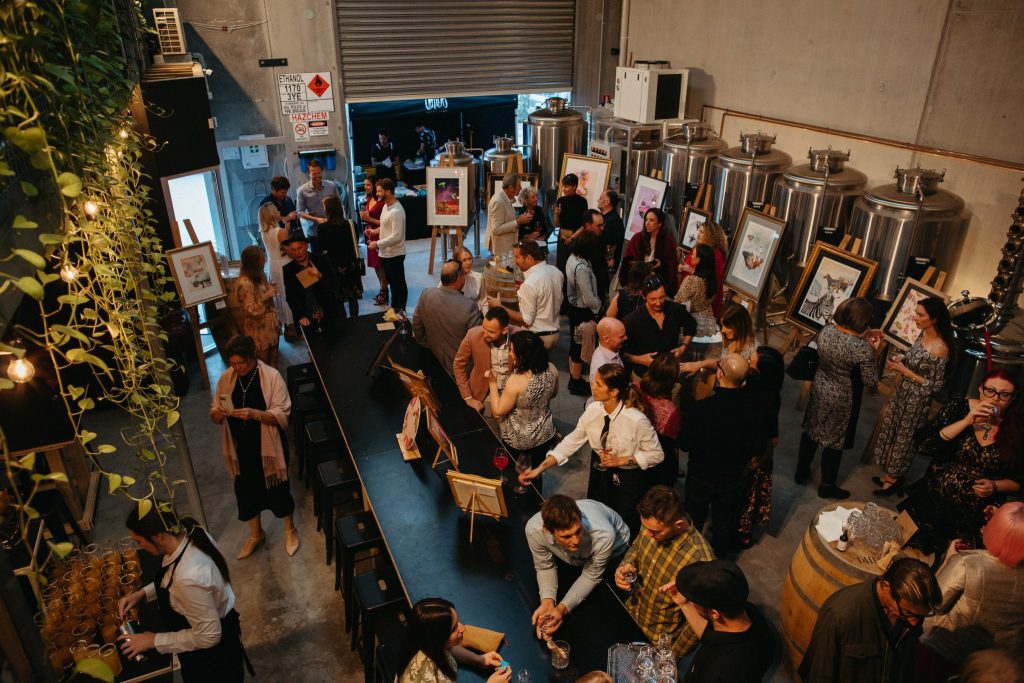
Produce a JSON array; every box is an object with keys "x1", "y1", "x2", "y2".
[
  {"x1": 518, "y1": 262, "x2": 563, "y2": 335},
  {"x1": 143, "y1": 536, "x2": 236, "y2": 655},
  {"x1": 377, "y1": 200, "x2": 407, "y2": 258},
  {"x1": 548, "y1": 400, "x2": 663, "y2": 470}
]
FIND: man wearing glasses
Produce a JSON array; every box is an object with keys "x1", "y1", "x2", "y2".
[{"x1": 800, "y1": 557, "x2": 941, "y2": 683}]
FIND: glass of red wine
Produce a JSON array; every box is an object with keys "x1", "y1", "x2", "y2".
[{"x1": 493, "y1": 448, "x2": 510, "y2": 485}]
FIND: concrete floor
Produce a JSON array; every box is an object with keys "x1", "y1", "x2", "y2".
[{"x1": 82, "y1": 232, "x2": 924, "y2": 682}]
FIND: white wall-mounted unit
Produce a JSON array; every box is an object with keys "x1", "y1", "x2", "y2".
[{"x1": 614, "y1": 65, "x2": 689, "y2": 124}]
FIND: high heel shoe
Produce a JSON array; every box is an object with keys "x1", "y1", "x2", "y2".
[{"x1": 873, "y1": 477, "x2": 905, "y2": 497}]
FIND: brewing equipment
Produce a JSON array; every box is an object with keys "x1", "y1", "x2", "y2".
[
  {"x1": 482, "y1": 135, "x2": 528, "y2": 177},
  {"x1": 772, "y1": 148, "x2": 867, "y2": 287},
  {"x1": 660, "y1": 121, "x2": 727, "y2": 223},
  {"x1": 431, "y1": 140, "x2": 482, "y2": 213},
  {"x1": 590, "y1": 117, "x2": 666, "y2": 215},
  {"x1": 948, "y1": 187, "x2": 1024, "y2": 397},
  {"x1": 523, "y1": 97, "x2": 585, "y2": 194},
  {"x1": 710, "y1": 132, "x2": 792, "y2": 234},
  {"x1": 848, "y1": 166, "x2": 968, "y2": 300}
]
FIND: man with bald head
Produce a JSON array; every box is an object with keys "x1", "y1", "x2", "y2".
[
  {"x1": 679, "y1": 353, "x2": 768, "y2": 558},
  {"x1": 588, "y1": 317, "x2": 627, "y2": 384},
  {"x1": 412, "y1": 259, "x2": 482, "y2": 370}
]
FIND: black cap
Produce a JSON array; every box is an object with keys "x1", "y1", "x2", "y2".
[
  {"x1": 280, "y1": 231, "x2": 308, "y2": 246},
  {"x1": 674, "y1": 560, "x2": 749, "y2": 613}
]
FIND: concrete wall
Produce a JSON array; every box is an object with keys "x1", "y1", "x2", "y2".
[{"x1": 616, "y1": 0, "x2": 1024, "y2": 299}]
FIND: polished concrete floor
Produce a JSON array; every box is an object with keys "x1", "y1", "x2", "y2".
[{"x1": 83, "y1": 232, "x2": 924, "y2": 682}]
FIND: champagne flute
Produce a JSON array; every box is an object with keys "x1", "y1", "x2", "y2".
[
  {"x1": 493, "y1": 448, "x2": 510, "y2": 485},
  {"x1": 514, "y1": 454, "x2": 531, "y2": 494}
]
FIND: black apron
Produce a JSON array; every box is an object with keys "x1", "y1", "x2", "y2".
[{"x1": 156, "y1": 539, "x2": 254, "y2": 681}]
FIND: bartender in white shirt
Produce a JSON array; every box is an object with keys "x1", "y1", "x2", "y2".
[
  {"x1": 519, "y1": 363, "x2": 663, "y2": 534},
  {"x1": 487, "y1": 240, "x2": 563, "y2": 351},
  {"x1": 118, "y1": 502, "x2": 253, "y2": 681}
]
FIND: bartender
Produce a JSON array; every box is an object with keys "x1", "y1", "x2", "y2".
[
  {"x1": 371, "y1": 130, "x2": 400, "y2": 183},
  {"x1": 118, "y1": 502, "x2": 253, "y2": 681}
]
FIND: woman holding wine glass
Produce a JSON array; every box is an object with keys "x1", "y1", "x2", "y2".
[
  {"x1": 486, "y1": 331, "x2": 558, "y2": 492},
  {"x1": 519, "y1": 363, "x2": 664, "y2": 534}
]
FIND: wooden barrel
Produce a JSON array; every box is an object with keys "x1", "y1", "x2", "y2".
[
  {"x1": 482, "y1": 264, "x2": 518, "y2": 303},
  {"x1": 780, "y1": 502, "x2": 880, "y2": 680}
]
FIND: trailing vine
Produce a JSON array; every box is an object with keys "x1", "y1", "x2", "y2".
[{"x1": 1, "y1": 1, "x2": 187, "y2": 678}]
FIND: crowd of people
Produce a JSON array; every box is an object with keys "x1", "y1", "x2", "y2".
[{"x1": 138, "y1": 168, "x2": 1023, "y2": 682}]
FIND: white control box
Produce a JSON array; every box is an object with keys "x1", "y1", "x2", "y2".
[
  {"x1": 588, "y1": 139, "x2": 622, "y2": 191},
  {"x1": 614, "y1": 66, "x2": 689, "y2": 123}
]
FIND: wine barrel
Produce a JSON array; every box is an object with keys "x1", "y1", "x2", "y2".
[
  {"x1": 482, "y1": 264, "x2": 518, "y2": 303},
  {"x1": 780, "y1": 502, "x2": 880, "y2": 679}
]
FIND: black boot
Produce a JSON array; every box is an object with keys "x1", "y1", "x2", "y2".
[{"x1": 795, "y1": 433, "x2": 816, "y2": 485}]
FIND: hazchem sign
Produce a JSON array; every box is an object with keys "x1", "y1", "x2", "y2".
[{"x1": 278, "y1": 72, "x2": 335, "y2": 115}]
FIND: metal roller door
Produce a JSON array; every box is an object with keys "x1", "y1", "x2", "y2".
[{"x1": 335, "y1": 1, "x2": 575, "y2": 102}]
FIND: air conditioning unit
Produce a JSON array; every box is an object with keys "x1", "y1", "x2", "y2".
[
  {"x1": 614, "y1": 64, "x2": 689, "y2": 124},
  {"x1": 153, "y1": 8, "x2": 187, "y2": 56}
]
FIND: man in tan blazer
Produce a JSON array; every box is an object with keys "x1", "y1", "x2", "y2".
[
  {"x1": 485, "y1": 172, "x2": 531, "y2": 258},
  {"x1": 453, "y1": 307, "x2": 521, "y2": 412}
]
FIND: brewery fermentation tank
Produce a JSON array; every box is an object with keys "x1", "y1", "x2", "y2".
[
  {"x1": 661, "y1": 122, "x2": 727, "y2": 222},
  {"x1": 848, "y1": 167, "x2": 968, "y2": 300},
  {"x1": 431, "y1": 140, "x2": 482, "y2": 213},
  {"x1": 523, "y1": 97, "x2": 585, "y2": 194},
  {"x1": 482, "y1": 135, "x2": 529, "y2": 177},
  {"x1": 773, "y1": 148, "x2": 867, "y2": 287},
  {"x1": 710, "y1": 133, "x2": 791, "y2": 234}
]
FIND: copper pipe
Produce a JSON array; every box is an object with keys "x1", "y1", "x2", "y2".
[{"x1": 702, "y1": 105, "x2": 1024, "y2": 172}]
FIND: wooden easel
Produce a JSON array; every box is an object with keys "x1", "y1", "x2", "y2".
[
  {"x1": 171, "y1": 219, "x2": 212, "y2": 390},
  {"x1": 428, "y1": 153, "x2": 467, "y2": 274},
  {"x1": 691, "y1": 182, "x2": 713, "y2": 214},
  {"x1": 463, "y1": 489, "x2": 501, "y2": 543}
]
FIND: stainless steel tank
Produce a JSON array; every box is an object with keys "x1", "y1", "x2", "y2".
[
  {"x1": 431, "y1": 140, "x2": 482, "y2": 213},
  {"x1": 627, "y1": 137, "x2": 661, "y2": 205},
  {"x1": 848, "y1": 167, "x2": 968, "y2": 300},
  {"x1": 773, "y1": 148, "x2": 867, "y2": 287},
  {"x1": 482, "y1": 135, "x2": 528, "y2": 177},
  {"x1": 710, "y1": 133, "x2": 792, "y2": 234},
  {"x1": 523, "y1": 97, "x2": 585, "y2": 193},
  {"x1": 661, "y1": 122, "x2": 727, "y2": 222}
]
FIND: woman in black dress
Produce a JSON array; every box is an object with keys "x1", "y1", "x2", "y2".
[
  {"x1": 211, "y1": 335, "x2": 299, "y2": 559},
  {"x1": 317, "y1": 195, "x2": 360, "y2": 318}
]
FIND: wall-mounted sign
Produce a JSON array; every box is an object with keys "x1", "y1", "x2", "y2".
[
  {"x1": 424, "y1": 98, "x2": 449, "y2": 112},
  {"x1": 278, "y1": 72, "x2": 336, "y2": 115}
]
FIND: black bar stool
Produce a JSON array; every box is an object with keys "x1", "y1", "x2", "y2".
[
  {"x1": 286, "y1": 362, "x2": 320, "y2": 398},
  {"x1": 314, "y1": 459, "x2": 361, "y2": 563},
  {"x1": 373, "y1": 618, "x2": 406, "y2": 683},
  {"x1": 351, "y1": 562, "x2": 408, "y2": 683},
  {"x1": 303, "y1": 419, "x2": 343, "y2": 489},
  {"x1": 335, "y1": 511, "x2": 384, "y2": 628},
  {"x1": 292, "y1": 390, "x2": 327, "y2": 481}
]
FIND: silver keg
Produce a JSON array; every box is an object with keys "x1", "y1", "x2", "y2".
[
  {"x1": 848, "y1": 166, "x2": 968, "y2": 300},
  {"x1": 482, "y1": 136, "x2": 527, "y2": 177},
  {"x1": 660, "y1": 122, "x2": 727, "y2": 222},
  {"x1": 431, "y1": 140, "x2": 482, "y2": 213},
  {"x1": 773, "y1": 148, "x2": 867, "y2": 287},
  {"x1": 710, "y1": 133, "x2": 792, "y2": 234},
  {"x1": 627, "y1": 137, "x2": 662, "y2": 203},
  {"x1": 523, "y1": 97, "x2": 585, "y2": 194}
]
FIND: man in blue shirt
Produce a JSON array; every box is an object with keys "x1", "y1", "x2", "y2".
[
  {"x1": 260, "y1": 176, "x2": 301, "y2": 235},
  {"x1": 525, "y1": 495, "x2": 630, "y2": 638}
]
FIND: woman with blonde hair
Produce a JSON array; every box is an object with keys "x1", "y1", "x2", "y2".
[
  {"x1": 236, "y1": 245, "x2": 280, "y2": 367},
  {"x1": 679, "y1": 221, "x2": 728, "y2": 316},
  {"x1": 258, "y1": 202, "x2": 292, "y2": 333}
]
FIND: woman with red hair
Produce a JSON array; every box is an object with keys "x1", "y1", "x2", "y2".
[
  {"x1": 916, "y1": 503, "x2": 1024, "y2": 677},
  {"x1": 900, "y1": 369, "x2": 1023, "y2": 553}
]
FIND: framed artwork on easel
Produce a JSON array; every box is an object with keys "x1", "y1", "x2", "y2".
[
  {"x1": 396, "y1": 396, "x2": 422, "y2": 461},
  {"x1": 165, "y1": 241, "x2": 226, "y2": 308},
  {"x1": 390, "y1": 360, "x2": 441, "y2": 414},
  {"x1": 425, "y1": 408, "x2": 458, "y2": 470},
  {"x1": 427, "y1": 165, "x2": 470, "y2": 226},
  {"x1": 881, "y1": 279, "x2": 948, "y2": 350},
  {"x1": 445, "y1": 470, "x2": 507, "y2": 542},
  {"x1": 785, "y1": 241, "x2": 877, "y2": 335},
  {"x1": 723, "y1": 208, "x2": 787, "y2": 303},
  {"x1": 556, "y1": 154, "x2": 612, "y2": 211}
]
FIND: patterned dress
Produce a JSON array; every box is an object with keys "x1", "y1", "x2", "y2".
[
  {"x1": 873, "y1": 337, "x2": 947, "y2": 477},
  {"x1": 900, "y1": 399, "x2": 1022, "y2": 548},
  {"x1": 235, "y1": 275, "x2": 280, "y2": 353},
  {"x1": 498, "y1": 365, "x2": 557, "y2": 451},
  {"x1": 398, "y1": 651, "x2": 457, "y2": 683},
  {"x1": 674, "y1": 275, "x2": 718, "y2": 338},
  {"x1": 803, "y1": 324, "x2": 879, "y2": 450}
]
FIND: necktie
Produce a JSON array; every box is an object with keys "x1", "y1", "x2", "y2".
[{"x1": 600, "y1": 415, "x2": 610, "y2": 451}]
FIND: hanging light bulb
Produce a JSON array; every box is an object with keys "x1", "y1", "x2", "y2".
[
  {"x1": 7, "y1": 357, "x2": 35, "y2": 384},
  {"x1": 60, "y1": 264, "x2": 79, "y2": 282},
  {"x1": 118, "y1": 128, "x2": 129, "y2": 140},
  {"x1": 83, "y1": 200, "x2": 98, "y2": 218}
]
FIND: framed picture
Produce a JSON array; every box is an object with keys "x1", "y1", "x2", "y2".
[
  {"x1": 390, "y1": 360, "x2": 441, "y2": 414},
  {"x1": 679, "y1": 206, "x2": 710, "y2": 252},
  {"x1": 427, "y1": 165, "x2": 470, "y2": 226},
  {"x1": 396, "y1": 396, "x2": 422, "y2": 461},
  {"x1": 556, "y1": 154, "x2": 612, "y2": 211},
  {"x1": 881, "y1": 279, "x2": 948, "y2": 350},
  {"x1": 165, "y1": 241, "x2": 226, "y2": 308},
  {"x1": 487, "y1": 172, "x2": 539, "y2": 209},
  {"x1": 446, "y1": 471, "x2": 507, "y2": 519},
  {"x1": 723, "y1": 208, "x2": 787, "y2": 302},
  {"x1": 786, "y1": 241, "x2": 878, "y2": 334},
  {"x1": 425, "y1": 408, "x2": 458, "y2": 470},
  {"x1": 625, "y1": 175, "x2": 669, "y2": 238}
]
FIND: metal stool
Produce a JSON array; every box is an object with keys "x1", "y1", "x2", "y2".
[
  {"x1": 335, "y1": 511, "x2": 384, "y2": 630},
  {"x1": 351, "y1": 563, "x2": 408, "y2": 683},
  {"x1": 286, "y1": 362, "x2": 320, "y2": 398},
  {"x1": 314, "y1": 459, "x2": 361, "y2": 564},
  {"x1": 373, "y1": 618, "x2": 406, "y2": 683},
  {"x1": 292, "y1": 391, "x2": 327, "y2": 481},
  {"x1": 303, "y1": 419, "x2": 343, "y2": 489}
]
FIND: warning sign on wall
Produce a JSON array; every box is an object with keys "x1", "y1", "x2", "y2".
[
  {"x1": 278, "y1": 72, "x2": 335, "y2": 115},
  {"x1": 289, "y1": 112, "x2": 329, "y2": 141},
  {"x1": 292, "y1": 122, "x2": 309, "y2": 142}
]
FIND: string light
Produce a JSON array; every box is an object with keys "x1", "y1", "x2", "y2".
[
  {"x1": 83, "y1": 200, "x2": 98, "y2": 218},
  {"x1": 60, "y1": 264, "x2": 79, "y2": 282},
  {"x1": 118, "y1": 128, "x2": 129, "y2": 140},
  {"x1": 7, "y1": 358, "x2": 35, "y2": 384}
]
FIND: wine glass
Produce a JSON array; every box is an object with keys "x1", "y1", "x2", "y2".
[
  {"x1": 493, "y1": 448, "x2": 510, "y2": 485},
  {"x1": 618, "y1": 561, "x2": 638, "y2": 590},
  {"x1": 516, "y1": 671, "x2": 531, "y2": 683},
  {"x1": 514, "y1": 454, "x2": 531, "y2": 494}
]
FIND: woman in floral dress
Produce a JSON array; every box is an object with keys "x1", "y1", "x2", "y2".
[
  {"x1": 674, "y1": 244, "x2": 719, "y2": 360},
  {"x1": 235, "y1": 245, "x2": 280, "y2": 367},
  {"x1": 872, "y1": 298, "x2": 954, "y2": 496}
]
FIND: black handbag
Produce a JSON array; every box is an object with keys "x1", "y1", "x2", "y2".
[
  {"x1": 786, "y1": 344, "x2": 819, "y2": 381},
  {"x1": 347, "y1": 219, "x2": 366, "y2": 276}
]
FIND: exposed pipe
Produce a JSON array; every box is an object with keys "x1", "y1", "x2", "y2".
[
  {"x1": 704, "y1": 105, "x2": 1024, "y2": 172},
  {"x1": 618, "y1": 0, "x2": 631, "y2": 68}
]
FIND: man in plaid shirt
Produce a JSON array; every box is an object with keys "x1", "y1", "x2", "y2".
[{"x1": 614, "y1": 485, "x2": 714, "y2": 658}]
